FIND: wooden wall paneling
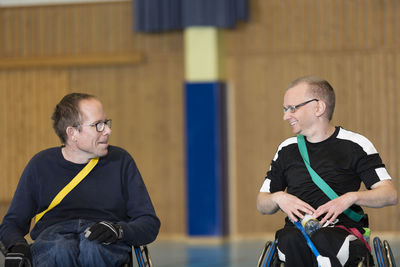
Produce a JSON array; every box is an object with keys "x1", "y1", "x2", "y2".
[
  {"x1": 354, "y1": 53, "x2": 366, "y2": 133},
  {"x1": 366, "y1": 53, "x2": 384, "y2": 230},
  {"x1": 384, "y1": 52, "x2": 398, "y2": 189},
  {"x1": 363, "y1": 0, "x2": 375, "y2": 48},
  {"x1": 0, "y1": 2, "x2": 138, "y2": 57},
  {"x1": 395, "y1": 53, "x2": 400, "y2": 227},
  {"x1": 0, "y1": 72, "x2": 11, "y2": 202},
  {"x1": 388, "y1": 53, "x2": 400, "y2": 194},
  {"x1": 253, "y1": 0, "x2": 268, "y2": 53},
  {"x1": 364, "y1": 0, "x2": 377, "y2": 48},
  {"x1": 322, "y1": 0, "x2": 333, "y2": 50},
  {"x1": 395, "y1": 0, "x2": 400, "y2": 46},
  {"x1": 0, "y1": 8, "x2": 2, "y2": 54},
  {"x1": 1, "y1": 8, "x2": 15, "y2": 56},
  {"x1": 0, "y1": 3, "x2": 143, "y2": 68},
  {"x1": 375, "y1": 52, "x2": 399, "y2": 232},
  {"x1": 271, "y1": 1, "x2": 286, "y2": 52},
  {"x1": 0, "y1": 70, "x2": 68, "y2": 203},
  {"x1": 0, "y1": 53, "x2": 143, "y2": 69},
  {"x1": 234, "y1": 0, "x2": 262, "y2": 53},
  {"x1": 308, "y1": 0, "x2": 321, "y2": 51},
  {"x1": 383, "y1": 53, "x2": 398, "y2": 231},
  {"x1": 344, "y1": 0, "x2": 357, "y2": 49},
  {"x1": 235, "y1": 57, "x2": 275, "y2": 234},
  {"x1": 382, "y1": 1, "x2": 392, "y2": 46}
]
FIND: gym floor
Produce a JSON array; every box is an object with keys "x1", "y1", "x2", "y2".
[
  {"x1": 148, "y1": 237, "x2": 400, "y2": 266},
  {"x1": 0, "y1": 237, "x2": 399, "y2": 266}
]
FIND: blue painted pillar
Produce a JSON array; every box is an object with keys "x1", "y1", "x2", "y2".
[{"x1": 184, "y1": 27, "x2": 228, "y2": 236}]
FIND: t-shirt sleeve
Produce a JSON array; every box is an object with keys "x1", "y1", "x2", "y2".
[
  {"x1": 259, "y1": 139, "x2": 294, "y2": 193},
  {"x1": 353, "y1": 136, "x2": 392, "y2": 189}
]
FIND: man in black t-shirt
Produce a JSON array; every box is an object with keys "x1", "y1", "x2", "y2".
[{"x1": 257, "y1": 76, "x2": 398, "y2": 266}]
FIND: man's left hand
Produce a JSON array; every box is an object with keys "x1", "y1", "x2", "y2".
[
  {"x1": 84, "y1": 221, "x2": 123, "y2": 245},
  {"x1": 313, "y1": 193, "x2": 356, "y2": 226}
]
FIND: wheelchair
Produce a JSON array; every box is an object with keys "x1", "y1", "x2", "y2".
[
  {"x1": 257, "y1": 237, "x2": 396, "y2": 267},
  {"x1": 129, "y1": 245, "x2": 153, "y2": 267},
  {"x1": 0, "y1": 242, "x2": 153, "y2": 267}
]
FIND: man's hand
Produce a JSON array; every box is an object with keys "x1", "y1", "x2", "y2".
[
  {"x1": 5, "y1": 243, "x2": 32, "y2": 267},
  {"x1": 84, "y1": 221, "x2": 123, "y2": 245},
  {"x1": 313, "y1": 193, "x2": 356, "y2": 226},
  {"x1": 274, "y1": 192, "x2": 316, "y2": 222},
  {"x1": 257, "y1": 191, "x2": 315, "y2": 222}
]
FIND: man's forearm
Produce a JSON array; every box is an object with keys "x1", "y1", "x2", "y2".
[
  {"x1": 120, "y1": 215, "x2": 161, "y2": 246},
  {"x1": 352, "y1": 180, "x2": 398, "y2": 208}
]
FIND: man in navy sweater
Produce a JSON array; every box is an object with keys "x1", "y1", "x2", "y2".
[{"x1": 0, "y1": 93, "x2": 160, "y2": 266}]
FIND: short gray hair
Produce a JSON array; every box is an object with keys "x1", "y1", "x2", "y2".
[{"x1": 286, "y1": 76, "x2": 336, "y2": 121}]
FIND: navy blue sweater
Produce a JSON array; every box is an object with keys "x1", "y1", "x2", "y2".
[{"x1": 0, "y1": 145, "x2": 160, "y2": 249}]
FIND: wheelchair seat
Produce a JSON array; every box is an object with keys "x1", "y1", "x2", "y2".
[{"x1": 258, "y1": 237, "x2": 396, "y2": 267}]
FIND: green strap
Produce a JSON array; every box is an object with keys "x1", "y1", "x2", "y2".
[{"x1": 297, "y1": 135, "x2": 363, "y2": 222}]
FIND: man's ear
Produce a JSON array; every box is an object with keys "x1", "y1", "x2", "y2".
[
  {"x1": 66, "y1": 126, "x2": 78, "y2": 142},
  {"x1": 315, "y1": 100, "x2": 327, "y2": 118}
]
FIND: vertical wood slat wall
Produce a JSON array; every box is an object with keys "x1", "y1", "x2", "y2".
[
  {"x1": 228, "y1": 0, "x2": 400, "y2": 235},
  {"x1": 0, "y1": 0, "x2": 399, "y2": 238}
]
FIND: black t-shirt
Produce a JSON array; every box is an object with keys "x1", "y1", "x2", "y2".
[{"x1": 260, "y1": 126, "x2": 391, "y2": 228}]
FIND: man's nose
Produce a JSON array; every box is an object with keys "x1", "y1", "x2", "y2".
[
  {"x1": 283, "y1": 110, "x2": 291, "y2": 121},
  {"x1": 103, "y1": 125, "x2": 112, "y2": 135}
]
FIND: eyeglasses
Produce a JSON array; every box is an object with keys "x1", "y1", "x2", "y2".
[
  {"x1": 81, "y1": 119, "x2": 112, "y2": 132},
  {"x1": 283, "y1": 99, "x2": 318, "y2": 113}
]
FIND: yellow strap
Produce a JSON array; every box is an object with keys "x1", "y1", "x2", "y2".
[{"x1": 33, "y1": 157, "x2": 99, "y2": 224}]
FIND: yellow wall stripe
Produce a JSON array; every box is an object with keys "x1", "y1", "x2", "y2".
[{"x1": 184, "y1": 26, "x2": 226, "y2": 82}]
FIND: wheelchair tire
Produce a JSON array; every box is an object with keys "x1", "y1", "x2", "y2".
[
  {"x1": 132, "y1": 246, "x2": 153, "y2": 267},
  {"x1": 383, "y1": 240, "x2": 396, "y2": 267},
  {"x1": 257, "y1": 241, "x2": 272, "y2": 267},
  {"x1": 374, "y1": 237, "x2": 390, "y2": 267},
  {"x1": 257, "y1": 240, "x2": 279, "y2": 267}
]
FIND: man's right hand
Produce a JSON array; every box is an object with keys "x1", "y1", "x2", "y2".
[
  {"x1": 257, "y1": 191, "x2": 315, "y2": 222},
  {"x1": 273, "y1": 192, "x2": 315, "y2": 222},
  {"x1": 5, "y1": 243, "x2": 32, "y2": 267}
]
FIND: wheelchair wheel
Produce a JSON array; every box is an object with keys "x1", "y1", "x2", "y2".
[
  {"x1": 257, "y1": 239, "x2": 279, "y2": 267},
  {"x1": 383, "y1": 240, "x2": 396, "y2": 267},
  {"x1": 373, "y1": 237, "x2": 396, "y2": 267},
  {"x1": 257, "y1": 241, "x2": 272, "y2": 267},
  {"x1": 131, "y1": 246, "x2": 153, "y2": 267}
]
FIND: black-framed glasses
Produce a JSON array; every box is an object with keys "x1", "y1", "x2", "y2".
[
  {"x1": 283, "y1": 99, "x2": 318, "y2": 113},
  {"x1": 84, "y1": 119, "x2": 112, "y2": 132}
]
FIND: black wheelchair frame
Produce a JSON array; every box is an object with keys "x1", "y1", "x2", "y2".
[{"x1": 257, "y1": 236, "x2": 397, "y2": 267}]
